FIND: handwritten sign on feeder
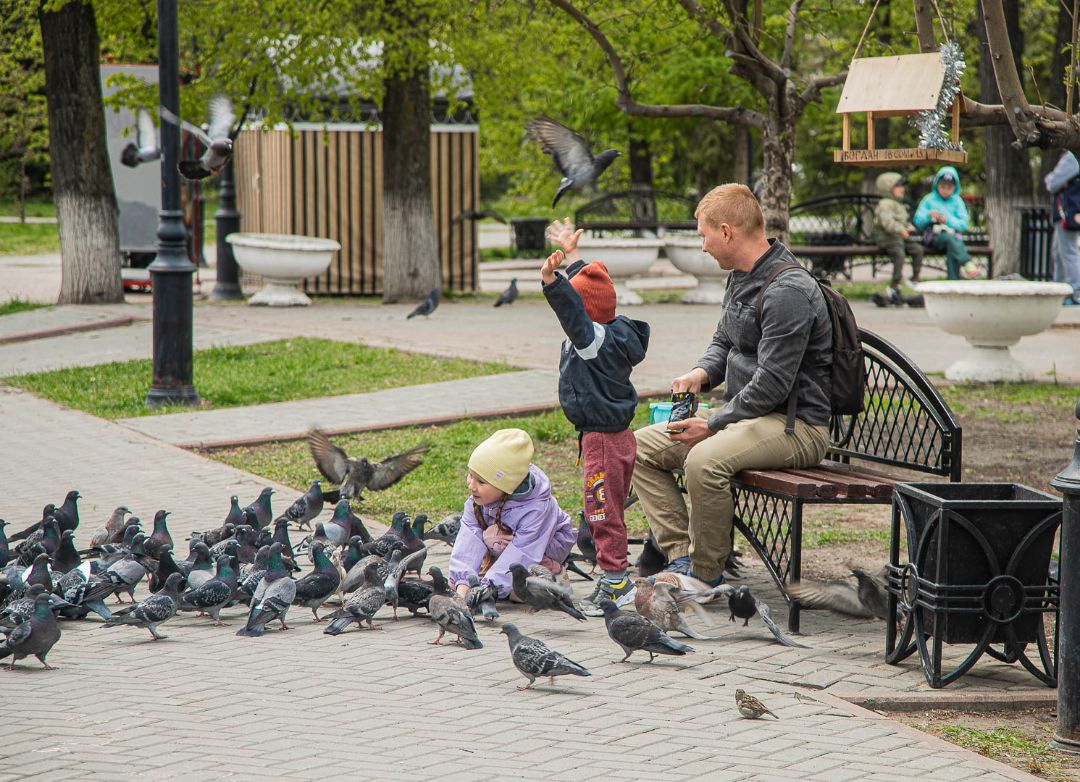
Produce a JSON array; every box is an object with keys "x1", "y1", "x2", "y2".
[{"x1": 834, "y1": 53, "x2": 967, "y2": 168}]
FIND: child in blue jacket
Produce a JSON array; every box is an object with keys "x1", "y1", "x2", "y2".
[
  {"x1": 541, "y1": 219, "x2": 650, "y2": 615},
  {"x1": 913, "y1": 166, "x2": 979, "y2": 280}
]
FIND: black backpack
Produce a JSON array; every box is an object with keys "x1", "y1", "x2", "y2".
[{"x1": 755, "y1": 263, "x2": 865, "y2": 430}]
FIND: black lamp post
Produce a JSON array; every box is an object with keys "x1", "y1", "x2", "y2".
[
  {"x1": 1053, "y1": 399, "x2": 1080, "y2": 753},
  {"x1": 209, "y1": 158, "x2": 243, "y2": 300},
  {"x1": 146, "y1": 0, "x2": 199, "y2": 408}
]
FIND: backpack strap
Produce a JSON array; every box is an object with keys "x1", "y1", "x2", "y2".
[{"x1": 754, "y1": 262, "x2": 807, "y2": 435}]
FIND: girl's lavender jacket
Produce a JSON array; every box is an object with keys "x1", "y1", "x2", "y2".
[{"x1": 449, "y1": 464, "x2": 576, "y2": 598}]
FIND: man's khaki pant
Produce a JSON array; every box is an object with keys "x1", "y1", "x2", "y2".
[{"x1": 633, "y1": 412, "x2": 830, "y2": 582}]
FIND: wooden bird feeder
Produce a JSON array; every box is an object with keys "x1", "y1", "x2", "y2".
[{"x1": 834, "y1": 53, "x2": 967, "y2": 168}]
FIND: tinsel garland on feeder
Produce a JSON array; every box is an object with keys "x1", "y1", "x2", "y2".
[{"x1": 914, "y1": 41, "x2": 965, "y2": 151}]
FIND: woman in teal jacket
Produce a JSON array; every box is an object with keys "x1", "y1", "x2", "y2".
[{"x1": 913, "y1": 166, "x2": 978, "y2": 279}]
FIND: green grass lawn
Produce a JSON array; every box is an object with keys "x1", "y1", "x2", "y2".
[
  {"x1": 4, "y1": 337, "x2": 517, "y2": 419},
  {"x1": 0, "y1": 297, "x2": 49, "y2": 317},
  {"x1": 0, "y1": 221, "x2": 59, "y2": 256},
  {"x1": 0, "y1": 197, "x2": 56, "y2": 219}
]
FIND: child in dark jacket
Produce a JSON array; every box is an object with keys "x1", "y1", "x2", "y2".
[{"x1": 541, "y1": 219, "x2": 651, "y2": 616}]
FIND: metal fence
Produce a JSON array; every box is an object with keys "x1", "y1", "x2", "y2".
[{"x1": 1020, "y1": 206, "x2": 1054, "y2": 281}]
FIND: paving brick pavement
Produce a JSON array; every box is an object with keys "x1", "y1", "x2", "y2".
[{"x1": 0, "y1": 386, "x2": 1053, "y2": 781}]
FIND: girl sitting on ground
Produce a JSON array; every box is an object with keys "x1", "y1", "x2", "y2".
[{"x1": 448, "y1": 428, "x2": 576, "y2": 602}]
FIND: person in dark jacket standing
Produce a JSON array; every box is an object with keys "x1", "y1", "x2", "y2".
[
  {"x1": 542, "y1": 219, "x2": 650, "y2": 615},
  {"x1": 633, "y1": 184, "x2": 832, "y2": 587}
]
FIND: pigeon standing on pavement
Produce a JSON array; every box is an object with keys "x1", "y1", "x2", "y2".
[
  {"x1": 786, "y1": 566, "x2": 889, "y2": 620},
  {"x1": 500, "y1": 623, "x2": 590, "y2": 690},
  {"x1": 89, "y1": 507, "x2": 131, "y2": 549},
  {"x1": 598, "y1": 597, "x2": 694, "y2": 663},
  {"x1": 243, "y1": 488, "x2": 275, "y2": 530},
  {"x1": 324, "y1": 562, "x2": 386, "y2": 635},
  {"x1": 142, "y1": 510, "x2": 174, "y2": 559},
  {"x1": 52, "y1": 530, "x2": 81, "y2": 575},
  {"x1": 525, "y1": 115, "x2": 621, "y2": 208},
  {"x1": 722, "y1": 585, "x2": 808, "y2": 648},
  {"x1": 508, "y1": 564, "x2": 586, "y2": 621},
  {"x1": 735, "y1": 688, "x2": 778, "y2": 719},
  {"x1": 178, "y1": 94, "x2": 235, "y2": 180},
  {"x1": 428, "y1": 579, "x2": 482, "y2": 649},
  {"x1": 56, "y1": 562, "x2": 113, "y2": 621},
  {"x1": 494, "y1": 279, "x2": 518, "y2": 307},
  {"x1": 307, "y1": 430, "x2": 430, "y2": 503},
  {"x1": 236, "y1": 543, "x2": 296, "y2": 637},
  {"x1": 279, "y1": 480, "x2": 324, "y2": 531},
  {"x1": 422, "y1": 514, "x2": 461, "y2": 547},
  {"x1": 466, "y1": 574, "x2": 499, "y2": 622},
  {"x1": 179, "y1": 556, "x2": 238, "y2": 626},
  {"x1": 406, "y1": 287, "x2": 440, "y2": 319},
  {"x1": 121, "y1": 107, "x2": 160, "y2": 167},
  {"x1": 102, "y1": 572, "x2": 183, "y2": 640},
  {"x1": 382, "y1": 549, "x2": 428, "y2": 619},
  {"x1": 292, "y1": 543, "x2": 341, "y2": 621},
  {"x1": 0, "y1": 592, "x2": 61, "y2": 670}
]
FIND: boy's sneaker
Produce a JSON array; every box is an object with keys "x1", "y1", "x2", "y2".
[{"x1": 580, "y1": 578, "x2": 637, "y2": 616}]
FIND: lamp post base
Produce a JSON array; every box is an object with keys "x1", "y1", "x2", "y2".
[{"x1": 145, "y1": 385, "x2": 200, "y2": 409}]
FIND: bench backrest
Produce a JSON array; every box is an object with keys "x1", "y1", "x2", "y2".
[
  {"x1": 789, "y1": 192, "x2": 988, "y2": 246},
  {"x1": 825, "y1": 329, "x2": 962, "y2": 482}
]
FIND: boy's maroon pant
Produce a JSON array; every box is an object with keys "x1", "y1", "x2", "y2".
[{"x1": 581, "y1": 429, "x2": 636, "y2": 573}]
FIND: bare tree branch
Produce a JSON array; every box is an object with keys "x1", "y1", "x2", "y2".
[
  {"x1": 544, "y1": 0, "x2": 767, "y2": 128},
  {"x1": 981, "y1": 0, "x2": 1040, "y2": 144},
  {"x1": 780, "y1": 0, "x2": 803, "y2": 71},
  {"x1": 797, "y1": 70, "x2": 847, "y2": 107}
]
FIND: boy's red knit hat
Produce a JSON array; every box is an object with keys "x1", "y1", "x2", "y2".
[{"x1": 570, "y1": 261, "x2": 617, "y2": 323}]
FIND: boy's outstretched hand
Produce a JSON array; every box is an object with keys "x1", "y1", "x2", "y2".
[
  {"x1": 541, "y1": 249, "x2": 565, "y2": 285},
  {"x1": 546, "y1": 218, "x2": 584, "y2": 264}
]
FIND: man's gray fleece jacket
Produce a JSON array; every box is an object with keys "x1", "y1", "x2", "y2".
[{"x1": 695, "y1": 240, "x2": 833, "y2": 433}]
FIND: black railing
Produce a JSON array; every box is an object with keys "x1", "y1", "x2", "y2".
[{"x1": 1020, "y1": 206, "x2": 1054, "y2": 281}]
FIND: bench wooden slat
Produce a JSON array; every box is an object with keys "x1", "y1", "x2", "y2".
[
  {"x1": 785, "y1": 467, "x2": 893, "y2": 499},
  {"x1": 734, "y1": 469, "x2": 838, "y2": 499}
]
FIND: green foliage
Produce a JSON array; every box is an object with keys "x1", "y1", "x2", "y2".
[
  {"x1": 4, "y1": 337, "x2": 516, "y2": 418},
  {"x1": 0, "y1": 0, "x2": 50, "y2": 206}
]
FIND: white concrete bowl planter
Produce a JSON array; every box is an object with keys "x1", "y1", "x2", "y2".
[
  {"x1": 226, "y1": 232, "x2": 340, "y2": 306},
  {"x1": 664, "y1": 236, "x2": 729, "y2": 304},
  {"x1": 916, "y1": 280, "x2": 1073, "y2": 382},
  {"x1": 577, "y1": 237, "x2": 663, "y2": 305}
]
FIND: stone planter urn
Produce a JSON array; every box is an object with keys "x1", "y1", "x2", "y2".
[
  {"x1": 225, "y1": 232, "x2": 340, "y2": 306},
  {"x1": 916, "y1": 280, "x2": 1072, "y2": 382},
  {"x1": 664, "y1": 236, "x2": 729, "y2": 304},
  {"x1": 577, "y1": 237, "x2": 663, "y2": 305}
]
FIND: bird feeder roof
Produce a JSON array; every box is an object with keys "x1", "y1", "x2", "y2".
[{"x1": 836, "y1": 53, "x2": 952, "y2": 117}]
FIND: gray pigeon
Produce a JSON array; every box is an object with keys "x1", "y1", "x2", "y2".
[
  {"x1": 178, "y1": 94, "x2": 234, "y2": 180},
  {"x1": 466, "y1": 574, "x2": 499, "y2": 622},
  {"x1": 243, "y1": 488, "x2": 275, "y2": 530},
  {"x1": 786, "y1": 566, "x2": 888, "y2": 620},
  {"x1": 121, "y1": 107, "x2": 160, "y2": 167},
  {"x1": 382, "y1": 548, "x2": 427, "y2": 619},
  {"x1": 102, "y1": 572, "x2": 183, "y2": 640},
  {"x1": 634, "y1": 578, "x2": 714, "y2": 640},
  {"x1": 55, "y1": 562, "x2": 113, "y2": 621},
  {"x1": 184, "y1": 543, "x2": 216, "y2": 590},
  {"x1": 308, "y1": 429, "x2": 429, "y2": 502},
  {"x1": 0, "y1": 592, "x2": 61, "y2": 670},
  {"x1": 278, "y1": 480, "x2": 324, "y2": 531},
  {"x1": 428, "y1": 583, "x2": 482, "y2": 650},
  {"x1": 0, "y1": 585, "x2": 73, "y2": 629},
  {"x1": 406, "y1": 287, "x2": 440, "y2": 319},
  {"x1": 597, "y1": 598, "x2": 694, "y2": 663},
  {"x1": 82, "y1": 534, "x2": 151, "y2": 604},
  {"x1": 324, "y1": 562, "x2": 385, "y2": 635},
  {"x1": 525, "y1": 115, "x2": 621, "y2": 207},
  {"x1": 500, "y1": 623, "x2": 590, "y2": 690},
  {"x1": 291, "y1": 543, "x2": 340, "y2": 621},
  {"x1": 721, "y1": 585, "x2": 808, "y2": 648},
  {"x1": 89, "y1": 506, "x2": 131, "y2": 549},
  {"x1": 179, "y1": 556, "x2": 238, "y2": 625},
  {"x1": 508, "y1": 564, "x2": 586, "y2": 621},
  {"x1": 236, "y1": 543, "x2": 296, "y2": 636},
  {"x1": 422, "y1": 514, "x2": 461, "y2": 547},
  {"x1": 236, "y1": 545, "x2": 270, "y2": 605},
  {"x1": 494, "y1": 279, "x2": 518, "y2": 307},
  {"x1": 342, "y1": 550, "x2": 401, "y2": 595}
]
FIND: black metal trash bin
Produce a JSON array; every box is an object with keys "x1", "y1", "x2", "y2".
[
  {"x1": 510, "y1": 217, "x2": 549, "y2": 253},
  {"x1": 886, "y1": 482, "x2": 1062, "y2": 688}
]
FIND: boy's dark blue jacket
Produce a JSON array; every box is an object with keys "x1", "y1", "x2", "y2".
[{"x1": 542, "y1": 262, "x2": 650, "y2": 432}]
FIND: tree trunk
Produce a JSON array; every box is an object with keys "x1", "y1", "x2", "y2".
[
  {"x1": 976, "y1": 0, "x2": 1033, "y2": 276},
  {"x1": 1039, "y1": 2, "x2": 1073, "y2": 190},
  {"x1": 38, "y1": 0, "x2": 123, "y2": 304},
  {"x1": 380, "y1": 60, "x2": 440, "y2": 303},
  {"x1": 758, "y1": 108, "x2": 796, "y2": 242},
  {"x1": 732, "y1": 127, "x2": 752, "y2": 185},
  {"x1": 627, "y1": 119, "x2": 655, "y2": 231}
]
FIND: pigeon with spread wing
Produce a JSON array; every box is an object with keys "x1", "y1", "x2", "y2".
[
  {"x1": 307, "y1": 428, "x2": 429, "y2": 502},
  {"x1": 525, "y1": 116, "x2": 620, "y2": 208}
]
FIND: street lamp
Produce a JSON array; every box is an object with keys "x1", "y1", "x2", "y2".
[
  {"x1": 209, "y1": 157, "x2": 243, "y2": 300},
  {"x1": 146, "y1": 0, "x2": 199, "y2": 408},
  {"x1": 1053, "y1": 399, "x2": 1080, "y2": 753}
]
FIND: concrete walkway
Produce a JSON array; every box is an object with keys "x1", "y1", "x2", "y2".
[{"x1": 0, "y1": 384, "x2": 1046, "y2": 781}]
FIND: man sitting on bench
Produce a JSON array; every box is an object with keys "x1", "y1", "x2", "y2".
[{"x1": 633, "y1": 183, "x2": 833, "y2": 587}]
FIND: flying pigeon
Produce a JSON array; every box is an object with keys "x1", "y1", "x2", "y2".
[
  {"x1": 406, "y1": 287, "x2": 440, "y2": 319},
  {"x1": 597, "y1": 597, "x2": 693, "y2": 663},
  {"x1": 500, "y1": 623, "x2": 590, "y2": 690},
  {"x1": 494, "y1": 279, "x2": 518, "y2": 307},
  {"x1": 102, "y1": 572, "x2": 183, "y2": 640},
  {"x1": 525, "y1": 116, "x2": 621, "y2": 208},
  {"x1": 786, "y1": 566, "x2": 888, "y2": 620},
  {"x1": 634, "y1": 577, "x2": 713, "y2": 640},
  {"x1": 178, "y1": 94, "x2": 235, "y2": 180},
  {"x1": 508, "y1": 563, "x2": 586, "y2": 621},
  {"x1": 121, "y1": 107, "x2": 160, "y2": 167},
  {"x1": 735, "y1": 688, "x2": 778, "y2": 720},
  {"x1": 0, "y1": 592, "x2": 61, "y2": 670},
  {"x1": 307, "y1": 429, "x2": 429, "y2": 502},
  {"x1": 721, "y1": 585, "x2": 808, "y2": 648}
]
